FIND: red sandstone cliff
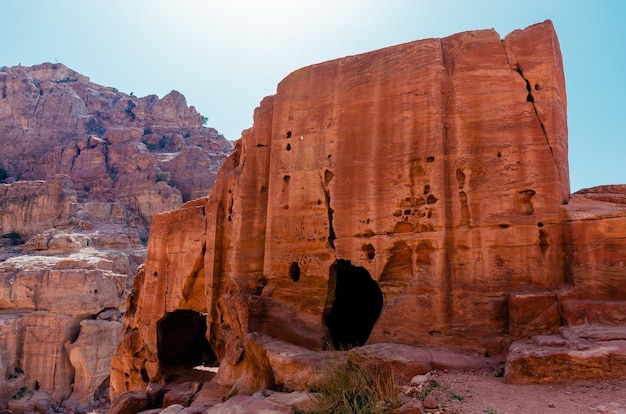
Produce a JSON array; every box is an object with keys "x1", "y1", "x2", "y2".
[
  {"x1": 0, "y1": 63, "x2": 232, "y2": 410},
  {"x1": 110, "y1": 21, "x2": 626, "y2": 411}
]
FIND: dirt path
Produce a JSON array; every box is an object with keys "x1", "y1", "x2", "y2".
[{"x1": 427, "y1": 370, "x2": 626, "y2": 414}]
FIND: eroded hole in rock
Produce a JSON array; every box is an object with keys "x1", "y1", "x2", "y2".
[
  {"x1": 514, "y1": 189, "x2": 536, "y2": 215},
  {"x1": 324, "y1": 169, "x2": 334, "y2": 186},
  {"x1": 289, "y1": 262, "x2": 301, "y2": 282},
  {"x1": 456, "y1": 168, "x2": 465, "y2": 189},
  {"x1": 524, "y1": 78, "x2": 535, "y2": 103},
  {"x1": 157, "y1": 310, "x2": 217, "y2": 385},
  {"x1": 325, "y1": 260, "x2": 383, "y2": 349},
  {"x1": 362, "y1": 243, "x2": 376, "y2": 260},
  {"x1": 394, "y1": 221, "x2": 414, "y2": 233},
  {"x1": 286, "y1": 143, "x2": 291, "y2": 151},
  {"x1": 286, "y1": 130, "x2": 292, "y2": 138}
]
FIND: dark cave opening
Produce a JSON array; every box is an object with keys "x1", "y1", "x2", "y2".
[
  {"x1": 324, "y1": 260, "x2": 383, "y2": 349},
  {"x1": 157, "y1": 310, "x2": 217, "y2": 383}
]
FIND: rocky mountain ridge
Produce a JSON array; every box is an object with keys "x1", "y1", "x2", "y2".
[{"x1": 0, "y1": 63, "x2": 232, "y2": 410}]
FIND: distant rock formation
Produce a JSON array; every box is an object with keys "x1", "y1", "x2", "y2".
[
  {"x1": 0, "y1": 63, "x2": 232, "y2": 409},
  {"x1": 110, "y1": 20, "x2": 626, "y2": 410}
]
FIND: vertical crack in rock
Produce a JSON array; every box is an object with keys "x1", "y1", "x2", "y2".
[
  {"x1": 514, "y1": 67, "x2": 560, "y2": 181},
  {"x1": 321, "y1": 170, "x2": 336, "y2": 250},
  {"x1": 323, "y1": 187, "x2": 336, "y2": 249},
  {"x1": 32, "y1": 91, "x2": 42, "y2": 129},
  {"x1": 439, "y1": 37, "x2": 454, "y2": 327}
]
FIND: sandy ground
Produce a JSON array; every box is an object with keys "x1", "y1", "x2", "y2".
[
  {"x1": 426, "y1": 370, "x2": 626, "y2": 414},
  {"x1": 93, "y1": 368, "x2": 626, "y2": 413}
]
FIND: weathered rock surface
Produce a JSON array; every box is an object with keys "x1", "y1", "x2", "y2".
[
  {"x1": 0, "y1": 249, "x2": 139, "y2": 406},
  {"x1": 205, "y1": 390, "x2": 315, "y2": 414},
  {"x1": 0, "y1": 63, "x2": 231, "y2": 209},
  {"x1": 111, "y1": 19, "x2": 626, "y2": 411},
  {"x1": 0, "y1": 63, "x2": 231, "y2": 409}
]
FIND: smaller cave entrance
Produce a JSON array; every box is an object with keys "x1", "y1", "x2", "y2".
[
  {"x1": 324, "y1": 260, "x2": 383, "y2": 350},
  {"x1": 157, "y1": 310, "x2": 218, "y2": 384}
]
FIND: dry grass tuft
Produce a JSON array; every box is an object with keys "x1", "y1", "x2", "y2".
[{"x1": 304, "y1": 361, "x2": 401, "y2": 414}]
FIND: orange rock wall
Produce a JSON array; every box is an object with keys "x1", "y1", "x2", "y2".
[
  {"x1": 242, "y1": 21, "x2": 570, "y2": 353},
  {"x1": 111, "y1": 20, "x2": 626, "y2": 397}
]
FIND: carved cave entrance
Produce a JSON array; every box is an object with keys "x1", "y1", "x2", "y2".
[
  {"x1": 325, "y1": 260, "x2": 383, "y2": 349},
  {"x1": 157, "y1": 310, "x2": 217, "y2": 383}
]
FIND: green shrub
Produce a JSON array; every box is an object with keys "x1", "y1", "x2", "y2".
[
  {"x1": 307, "y1": 362, "x2": 400, "y2": 414},
  {"x1": 416, "y1": 379, "x2": 439, "y2": 399},
  {"x1": 155, "y1": 171, "x2": 170, "y2": 183},
  {"x1": 2, "y1": 232, "x2": 21, "y2": 240},
  {"x1": 11, "y1": 386, "x2": 33, "y2": 400},
  {"x1": 142, "y1": 137, "x2": 158, "y2": 151},
  {"x1": 449, "y1": 391, "x2": 464, "y2": 401}
]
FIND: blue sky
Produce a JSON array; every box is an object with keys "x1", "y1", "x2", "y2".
[{"x1": 0, "y1": 0, "x2": 624, "y2": 191}]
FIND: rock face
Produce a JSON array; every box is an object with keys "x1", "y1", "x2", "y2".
[
  {"x1": 0, "y1": 63, "x2": 232, "y2": 220},
  {"x1": 0, "y1": 64, "x2": 232, "y2": 409},
  {"x1": 110, "y1": 20, "x2": 626, "y2": 407}
]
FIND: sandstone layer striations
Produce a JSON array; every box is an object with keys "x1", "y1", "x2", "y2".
[
  {"x1": 0, "y1": 63, "x2": 232, "y2": 409},
  {"x1": 111, "y1": 20, "x2": 626, "y2": 410}
]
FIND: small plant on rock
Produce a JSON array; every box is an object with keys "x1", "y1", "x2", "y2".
[
  {"x1": 11, "y1": 386, "x2": 33, "y2": 400},
  {"x1": 449, "y1": 391, "x2": 464, "y2": 401},
  {"x1": 155, "y1": 171, "x2": 171, "y2": 183},
  {"x1": 417, "y1": 379, "x2": 439, "y2": 399}
]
